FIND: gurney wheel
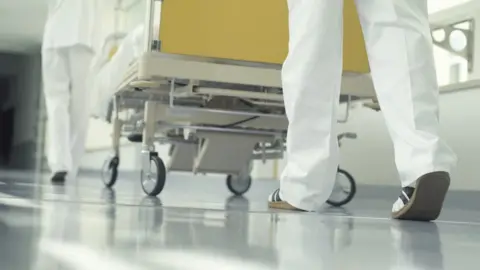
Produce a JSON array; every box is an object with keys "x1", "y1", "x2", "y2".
[
  {"x1": 226, "y1": 174, "x2": 252, "y2": 196},
  {"x1": 102, "y1": 156, "x2": 119, "y2": 188},
  {"x1": 326, "y1": 168, "x2": 356, "y2": 207},
  {"x1": 140, "y1": 154, "x2": 167, "y2": 197}
]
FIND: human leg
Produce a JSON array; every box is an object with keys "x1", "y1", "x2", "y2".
[
  {"x1": 66, "y1": 45, "x2": 95, "y2": 179},
  {"x1": 269, "y1": 0, "x2": 344, "y2": 211},
  {"x1": 42, "y1": 48, "x2": 72, "y2": 177},
  {"x1": 355, "y1": 0, "x2": 457, "y2": 220}
]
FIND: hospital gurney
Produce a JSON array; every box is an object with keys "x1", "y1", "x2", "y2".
[{"x1": 101, "y1": 0, "x2": 377, "y2": 205}]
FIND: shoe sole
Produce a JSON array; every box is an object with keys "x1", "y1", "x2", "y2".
[
  {"x1": 268, "y1": 201, "x2": 305, "y2": 211},
  {"x1": 51, "y1": 172, "x2": 67, "y2": 184},
  {"x1": 392, "y1": 171, "x2": 450, "y2": 221},
  {"x1": 51, "y1": 178, "x2": 66, "y2": 185}
]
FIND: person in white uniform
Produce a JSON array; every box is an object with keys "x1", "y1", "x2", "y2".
[
  {"x1": 268, "y1": 0, "x2": 457, "y2": 221},
  {"x1": 42, "y1": 0, "x2": 99, "y2": 183}
]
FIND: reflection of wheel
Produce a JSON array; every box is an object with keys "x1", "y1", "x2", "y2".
[
  {"x1": 140, "y1": 154, "x2": 167, "y2": 196},
  {"x1": 101, "y1": 188, "x2": 116, "y2": 204},
  {"x1": 326, "y1": 168, "x2": 356, "y2": 207},
  {"x1": 102, "y1": 156, "x2": 119, "y2": 188},
  {"x1": 226, "y1": 174, "x2": 252, "y2": 196},
  {"x1": 225, "y1": 195, "x2": 250, "y2": 211},
  {"x1": 139, "y1": 197, "x2": 164, "y2": 233}
]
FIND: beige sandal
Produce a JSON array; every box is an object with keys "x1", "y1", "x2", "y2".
[{"x1": 268, "y1": 189, "x2": 304, "y2": 211}]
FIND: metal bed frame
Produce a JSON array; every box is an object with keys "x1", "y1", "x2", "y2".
[{"x1": 100, "y1": 0, "x2": 377, "y2": 206}]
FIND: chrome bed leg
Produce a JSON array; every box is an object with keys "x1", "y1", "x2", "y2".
[
  {"x1": 112, "y1": 117, "x2": 122, "y2": 157},
  {"x1": 101, "y1": 97, "x2": 121, "y2": 188},
  {"x1": 141, "y1": 101, "x2": 157, "y2": 167}
]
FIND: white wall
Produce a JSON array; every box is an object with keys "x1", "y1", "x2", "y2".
[
  {"x1": 428, "y1": 0, "x2": 473, "y2": 13},
  {"x1": 98, "y1": 0, "x2": 120, "y2": 47},
  {"x1": 0, "y1": 0, "x2": 47, "y2": 53},
  {"x1": 121, "y1": 0, "x2": 147, "y2": 32},
  {"x1": 340, "y1": 91, "x2": 480, "y2": 190}
]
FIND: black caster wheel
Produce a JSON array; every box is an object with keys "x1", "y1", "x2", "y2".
[
  {"x1": 102, "y1": 156, "x2": 119, "y2": 188},
  {"x1": 326, "y1": 168, "x2": 357, "y2": 207},
  {"x1": 226, "y1": 174, "x2": 252, "y2": 196},
  {"x1": 127, "y1": 133, "x2": 143, "y2": 143},
  {"x1": 140, "y1": 153, "x2": 167, "y2": 197}
]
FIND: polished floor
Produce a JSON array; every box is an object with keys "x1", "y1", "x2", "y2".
[{"x1": 0, "y1": 170, "x2": 479, "y2": 270}]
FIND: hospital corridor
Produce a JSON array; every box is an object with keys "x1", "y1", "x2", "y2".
[{"x1": 1, "y1": 0, "x2": 480, "y2": 269}]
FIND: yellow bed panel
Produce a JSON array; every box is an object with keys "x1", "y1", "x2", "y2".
[{"x1": 159, "y1": 0, "x2": 369, "y2": 73}]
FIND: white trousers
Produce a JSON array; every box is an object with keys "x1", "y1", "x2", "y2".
[
  {"x1": 281, "y1": 0, "x2": 457, "y2": 211},
  {"x1": 42, "y1": 46, "x2": 94, "y2": 177}
]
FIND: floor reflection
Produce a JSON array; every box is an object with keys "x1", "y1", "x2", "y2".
[
  {"x1": 0, "y1": 170, "x2": 477, "y2": 269},
  {"x1": 0, "y1": 206, "x2": 39, "y2": 270},
  {"x1": 390, "y1": 222, "x2": 444, "y2": 270}
]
